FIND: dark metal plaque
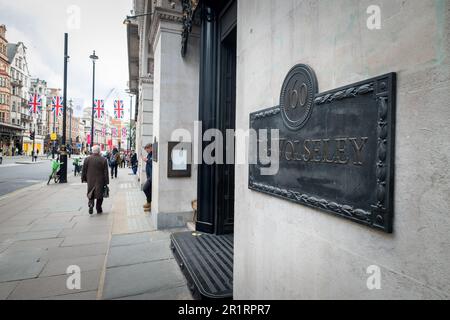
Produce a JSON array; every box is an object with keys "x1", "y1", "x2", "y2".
[{"x1": 249, "y1": 65, "x2": 396, "y2": 233}]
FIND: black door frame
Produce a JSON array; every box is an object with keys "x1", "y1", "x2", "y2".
[{"x1": 197, "y1": 0, "x2": 237, "y2": 235}]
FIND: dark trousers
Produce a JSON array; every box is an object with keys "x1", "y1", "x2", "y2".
[
  {"x1": 143, "y1": 178, "x2": 152, "y2": 203},
  {"x1": 111, "y1": 164, "x2": 118, "y2": 178},
  {"x1": 88, "y1": 198, "x2": 103, "y2": 211}
]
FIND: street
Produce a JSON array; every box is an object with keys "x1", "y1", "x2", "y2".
[
  {"x1": 0, "y1": 158, "x2": 50, "y2": 196},
  {"x1": 0, "y1": 157, "x2": 81, "y2": 197}
]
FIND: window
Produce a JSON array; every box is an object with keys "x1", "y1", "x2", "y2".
[{"x1": 0, "y1": 112, "x2": 5, "y2": 122}]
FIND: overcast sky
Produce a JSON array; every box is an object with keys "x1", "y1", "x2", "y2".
[{"x1": 0, "y1": 0, "x2": 133, "y2": 117}]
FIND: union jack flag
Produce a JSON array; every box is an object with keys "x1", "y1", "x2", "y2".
[
  {"x1": 52, "y1": 96, "x2": 64, "y2": 117},
  {"x1": 93, "y1": 99, "x2": 104, "y2": 119},
  {"x1": 121, "y1": 127, "x2": 127, "y2": 139},
  {"x1": 111, "y1": 127, "x2": 117, "y2": 137},
  {"x1": 28, "y1": 94, "x2": 42, "y2": 114},
  {"x1": 114, "y1": 100, "x2": 124, "y2": 119}
]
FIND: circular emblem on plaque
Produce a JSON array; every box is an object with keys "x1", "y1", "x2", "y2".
[{"x1": 280, "y1": 64, "x2": 318, "y2": 131}]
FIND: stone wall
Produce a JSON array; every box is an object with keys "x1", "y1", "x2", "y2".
[
  {"x1": 150, "y1": 9, "x2": 200, "y2": 229},
  {"x1": 234, "y1": 0, "x2": 450, "y2": 299}
]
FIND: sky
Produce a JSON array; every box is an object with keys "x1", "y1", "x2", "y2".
[{"x1": 0, "y1": 0, "x2": 133, "y2": 118}]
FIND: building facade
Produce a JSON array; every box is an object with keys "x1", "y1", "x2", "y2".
[
  {"x1": 0, "y1": 25, "x2": 22, "y2": 155},
  {"x1": 26, "y1": 78, "x2": 48, "y2": 156},
  {"x1": 0, "y1": 25, "x2": 10, "y2": 124},
  {"x1": 128, "y1": 0, "x2": 450, "y2": 300},
  {"x1": 8, "y1": 41, "x2": 31, "y2": 155}
]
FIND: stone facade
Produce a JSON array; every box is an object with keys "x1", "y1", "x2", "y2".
[
  {"x1": 128, "y1": 0, "x2": 199, "y2": 229},
  {"x1": 0, "y1": 25, "x2": 10, "y2": 125},
  {"x1": 8, "y1": 41, "x2": 31, "y2": 155},
  {"x1": 233, "y1": 0, "x2": 450, "y2": 299}
]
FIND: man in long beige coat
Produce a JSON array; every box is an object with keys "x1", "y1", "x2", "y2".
[{"x1": 81, "y1": 145, "x2": 109, "y2": 214}]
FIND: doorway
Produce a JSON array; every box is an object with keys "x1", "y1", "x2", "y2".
[{"x1": 197, "y1": 0, "x2": 237, "y2": 235}]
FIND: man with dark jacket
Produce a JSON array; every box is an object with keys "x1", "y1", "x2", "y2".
[
  {"x1": 109, "y1": 147, "x2": 120, "y2": 179},
  {"x1": 81, "y1": 145, "x2": 109, "y2": 214},
  {"x1": 131, "y1": 151, "x2": 138, "y2": 175},
  {"x1": 142, "y1": 143, "x2": 152, "y2": 212}
]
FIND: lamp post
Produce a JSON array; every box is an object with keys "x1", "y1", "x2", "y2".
[
  {"x1": 59, "y1": 33, "x2": 69, "y2": 183},
  {"x1": 123, "y1": 13, "x2": 154, "y2": 25},
  {"x1": 89, "y1": 50, "x2": 98, "y2": 152},
  {"x1": 129, "y1": 94, "x2": 133, "y2": 152}
]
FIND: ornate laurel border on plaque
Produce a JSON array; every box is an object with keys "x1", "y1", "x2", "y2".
[{"x1": 249, "y1": 65, "x2": 396, "y2": 233}]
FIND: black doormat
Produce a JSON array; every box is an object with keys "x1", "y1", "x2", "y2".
[{"x1": 170, "y1": 231, "x2": 233, "y2": 300}]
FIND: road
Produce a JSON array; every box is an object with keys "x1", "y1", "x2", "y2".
[
  {"x1": 0, "y1": 157, "x2": 81, "y2": 196},
  {"x1": 0, "y1": 160, "x2": 50, "y2": 196}
]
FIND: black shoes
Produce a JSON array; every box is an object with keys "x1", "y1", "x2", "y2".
[
  {"x1": 89, "y1": 206, "x2": 93, "y2": 215},
  {"x1": 97, "y1": 209, "x2": 103, "y2": 214}
]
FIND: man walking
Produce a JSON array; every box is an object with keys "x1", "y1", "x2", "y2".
[
  {"x1": 81, "y1": 145, "x2": 109, "y2": 215},
  {"x1": 109, "y1": 147, "x2": 120, "y2": 179},
  {"x1": 131, "y1": 150, "x2": 138, "y2": 175},
  {"x1": 142, "y1": 143, "x2": 152, "y2": 212}
]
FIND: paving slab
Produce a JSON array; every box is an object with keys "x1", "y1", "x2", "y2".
[
  {"x1": 61, "y1": 234, "x2": 109, "y2": 247},
  {"x1": 8, "y1": 270, "x2": 102, "y2": 300},
  {"x1": 0, "y1": 281, "x2": 19, "y2": 300},
  {"x1": 45, "y1": 243, "x2": 109, "y2": 260},
  {"x1": 4, "y1": 238, "x2": 63, "y2": 251},
  {"x1": 13, "y1": 230, "x2": 62, "y2": 241},
  {"x1": 28, "y1": 221, "x2": 76, "y2": 232},
  {"x1": 43, "y1": 290, "x2": 98, "y2": 300},
  {"x1": 58, "y1": 225, "x2": 111, "y2": 237},
  {"x1": 106, "y1": 240, "x2": 172, "y2": 268},
  {"x1": 102, "y1": 259, "x2": 186, "y2": 300},
  {"x1": 0, "y1": 249, "x2": 47, "y2": 282},
  {"x1": 0, "y1": 226, "x2": 32, "y2": 235},
  {"x1": 110, "y1": 232, "x2": 153, "y2": 247},
  {"x1": 40, "y1": 254, "x2": 106, "y2": 277},
  {"x1": 115, "y1": 285, "x2": 192, "y2": 300}
]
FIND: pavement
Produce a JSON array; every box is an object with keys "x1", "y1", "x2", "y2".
[{"x1": 0, "y1": 167, "x2": 192, "y2": 300}]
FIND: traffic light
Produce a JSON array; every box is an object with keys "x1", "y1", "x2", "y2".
[{"x1": 30, "y1": 131, "x2": 35, "y2": 140}]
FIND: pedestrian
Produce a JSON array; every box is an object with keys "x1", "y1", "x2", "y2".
[
  {"x1": 120, "y1": 153, "x2": 125, "y2": 168},
  {"x1": 36, "y1": 149, "x2": 39, "y2": 162},
  {"x1": 0, "y1": 148, "x2": 3, "y2": 165},
  {"x1": 142, "y1": 143, "x2": 152, "y2": 212},
  {"x1": 81, "y1": 145, "x2": 109, "y2": 215},
  {"x1": 126, "y1": 152, "x2": 131, "y2": 168},
  {"x1": 109, "y1": 147, "x2": 120, "y2": 179},
  {"x1": 131, "y1": 150, "x2": 138, "y2": 175}
]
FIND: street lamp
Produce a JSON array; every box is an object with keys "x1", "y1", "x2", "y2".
[
  {"x1": 123, "y1": 13, "x2": 153, "y2": 25},
  {"x1": 60, "y1": 33, "x2": 69, "y2": 183},
  {"x1": 89, "y1": 50, "x2": 98, "y2": 152},
  {"x1": 129, "y1": 94, "x2": 133, "y2": 152}
]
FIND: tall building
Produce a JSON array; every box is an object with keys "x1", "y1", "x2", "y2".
[
  {"x1": 0, "y1": 24, "x2": 22, "y2": 155},
  {"x1": 126, "y1": 0, "x2": 154, "y2": 183},
  {"x1": 27, "y1": 78, "x2": 48, "y2": 155},
  {"x1": 8, "y1": 40, "x2": 31, "y2": 155}
]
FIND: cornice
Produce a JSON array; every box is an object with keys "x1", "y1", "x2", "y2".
[{"x1": 149, "y1": 7, "x2": 183, "y2": 52}]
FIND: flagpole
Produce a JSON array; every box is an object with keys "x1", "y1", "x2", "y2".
[{"x1": 59, "y1": 33, "x2": 69, "y2": 183}]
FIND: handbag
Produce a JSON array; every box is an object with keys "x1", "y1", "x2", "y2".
[{"x1": 103, "y1": 185, "x2": 110, "y2": 198}]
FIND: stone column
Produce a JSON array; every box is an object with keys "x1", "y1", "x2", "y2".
[{"x1": 149, "y1": 5, "x2": 200, "y2": 229}]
